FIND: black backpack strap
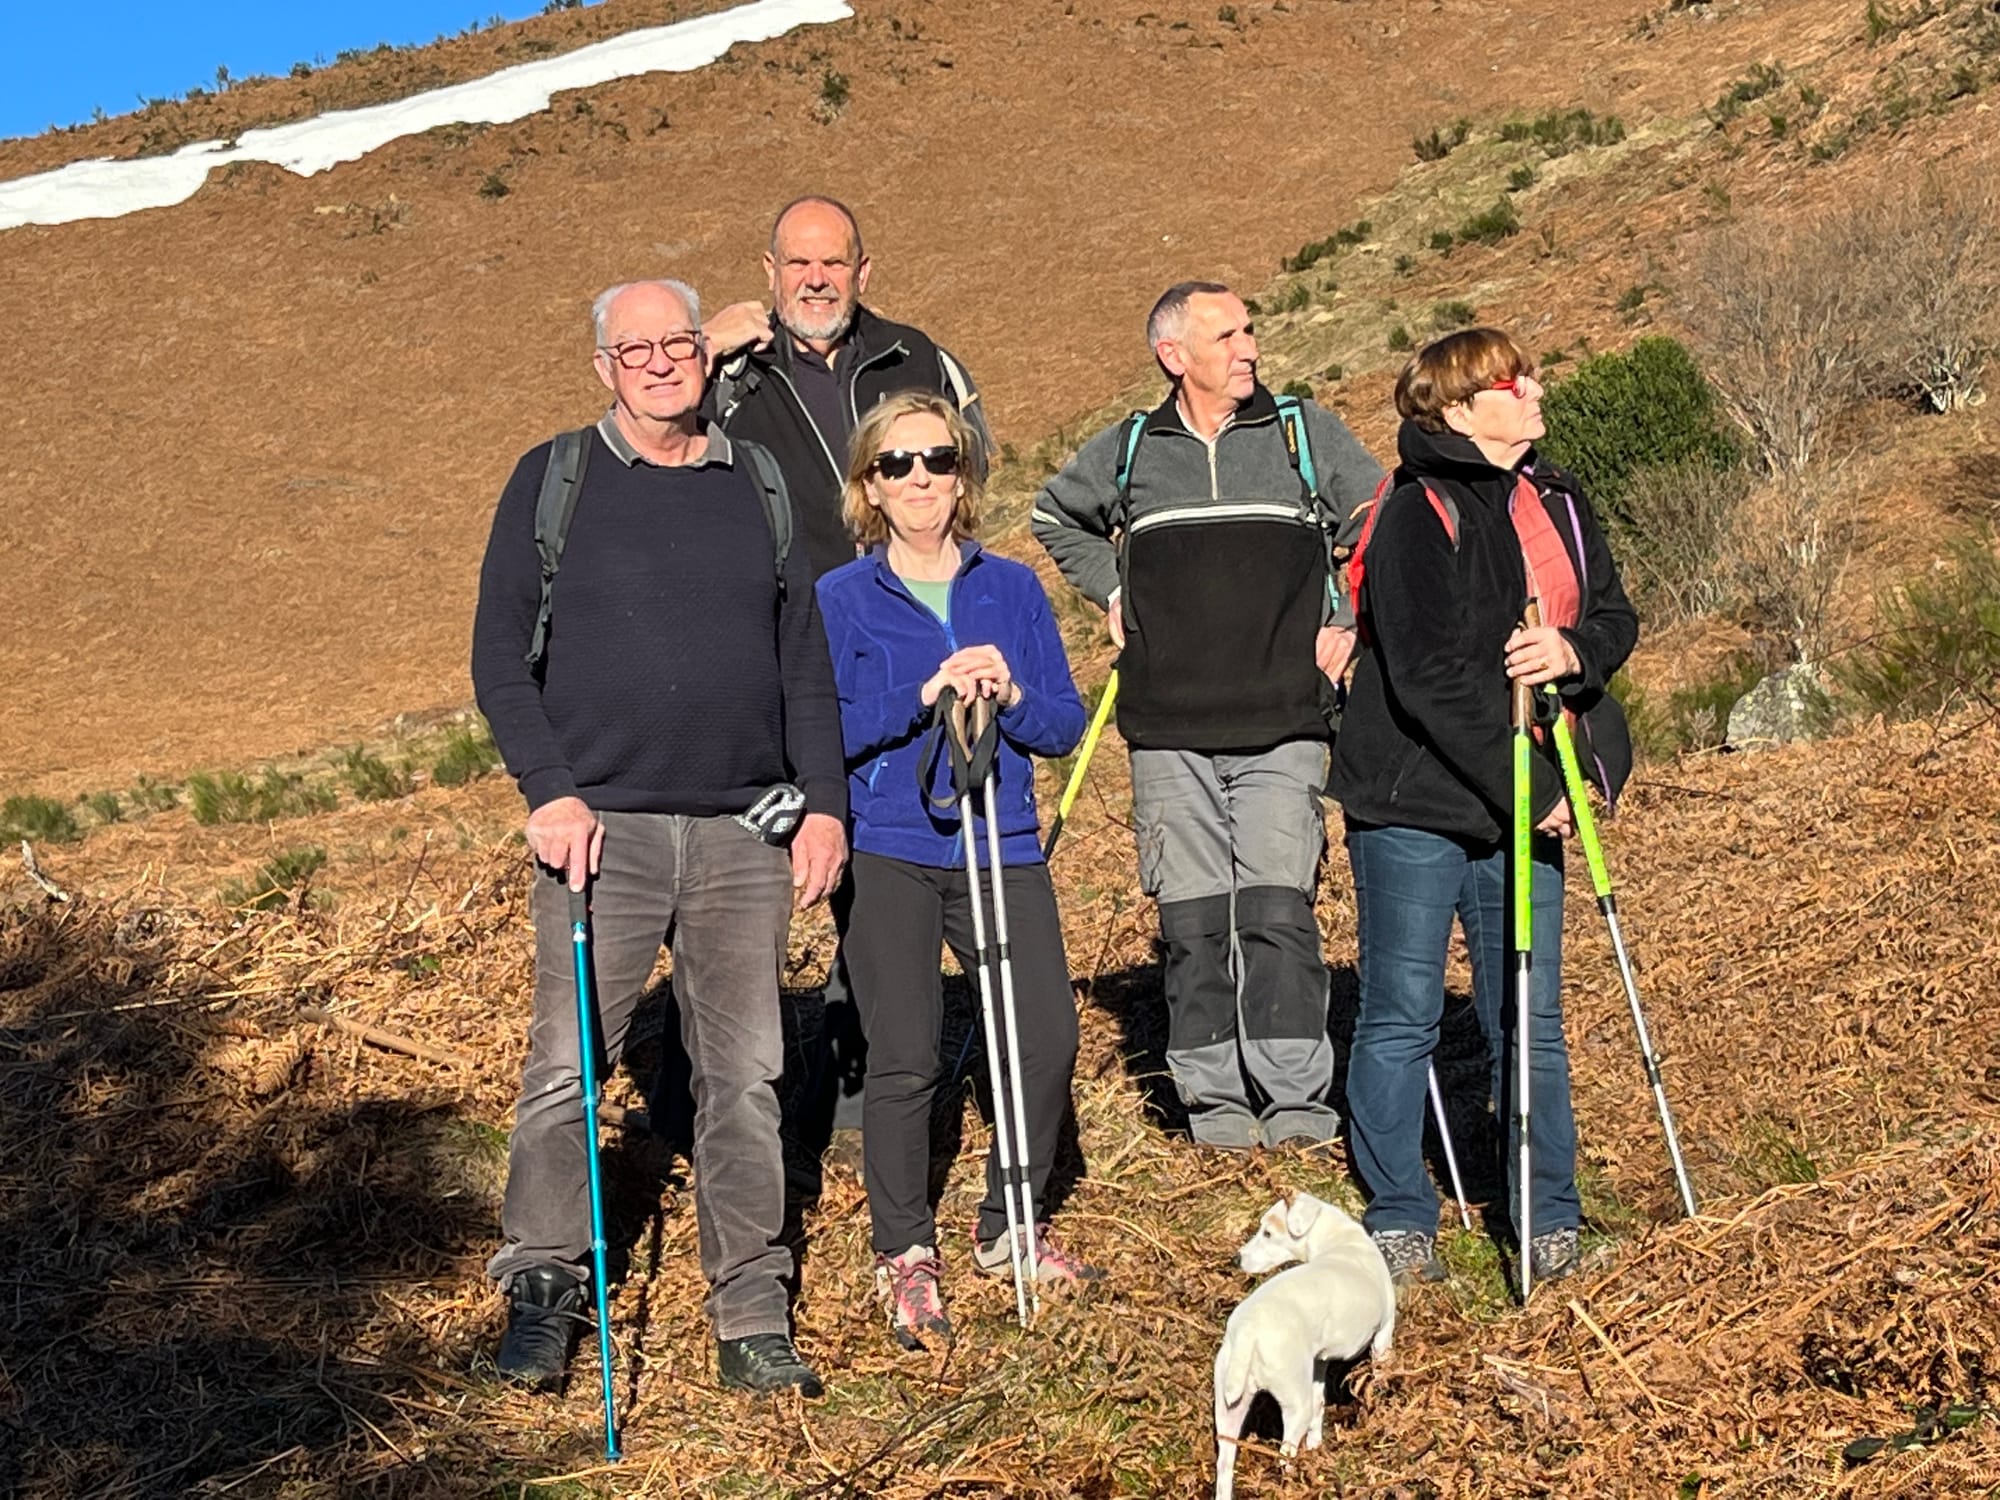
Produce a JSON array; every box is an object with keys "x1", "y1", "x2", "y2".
[
  {"x1": 737, "y1": 439, "x2": 793, "y2": 601},
  {"x1": 525, "y1": 428, "x2": 592, "y2": 671},
  {"x1": 712, "y1": 352, "x2": 763, "y2": 425}
]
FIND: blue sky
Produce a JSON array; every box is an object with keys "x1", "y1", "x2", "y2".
[{"x1": 1, "y1": 2, "x2": 572, "y2": 142}]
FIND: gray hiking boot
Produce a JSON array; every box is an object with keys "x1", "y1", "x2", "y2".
[
  {"x1": 494, "y1": 1265, "x2": 587, "y2": 1393},
  {"x1": 1370, "y1": 1229, "x2": 1447, "y2": 1287},
  {"x1": 717, "y1": 1332, "x2": 825, "y2": 1398},
  {"x1": 1529, "y1": 1227, "x2": 1582, "y2": 1283}
]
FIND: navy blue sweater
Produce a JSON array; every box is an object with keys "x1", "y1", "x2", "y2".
[{"x1": 471, "y1": 427, "x2": 846, "y2": 821}]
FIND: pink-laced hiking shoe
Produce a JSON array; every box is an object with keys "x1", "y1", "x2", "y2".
[
  {"x1": 971, "y1": 1223, "x2": 1106, "y2": 1290},
  {"x1": 874, "y1": 1245, "x2": 951, "y2": 1350}
]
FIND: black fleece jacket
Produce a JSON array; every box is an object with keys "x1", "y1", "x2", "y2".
[{"x1": 1328, "y1": 421, "x2": 1638, "y2": 844}]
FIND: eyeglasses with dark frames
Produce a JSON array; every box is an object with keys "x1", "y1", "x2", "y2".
[
  {"x1": 600, "y1": 332, "x2": 704, "y2": 369},
  {"x1": 869, "y1": 446, "x2": 961, "y2": 482}
]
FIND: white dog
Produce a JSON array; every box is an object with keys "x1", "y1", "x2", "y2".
[{"x1": 1212, "y1": 1192, "x2": 1397, "y2": 1500}]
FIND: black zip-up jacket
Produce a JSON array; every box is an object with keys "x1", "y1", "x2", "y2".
[
  {"x1": 1328, "y1": 421, "x2": 1638, "y2": 843},
  {"x1": 709, "y1": 306, "x2": 989, "y2": 578},
  {"x1": 1033, "y1": 383, "x2": 1383, "y2": 752}
]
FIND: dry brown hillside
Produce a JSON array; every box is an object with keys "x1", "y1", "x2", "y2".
[
  {"x1": 5, "y1": 1, "x2": 2000, "y2": 1496},
  {"x1": 10, "y1": 0, "x2": 1963, "y2": 795}
]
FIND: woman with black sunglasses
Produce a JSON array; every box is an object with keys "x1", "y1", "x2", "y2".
[
  {"x1": 1327, "y1": 328, "x2": 1637, "y2": 1293},
  {"x1": 814, "y1": 390, "x2": 1100, "y2": 1352}
]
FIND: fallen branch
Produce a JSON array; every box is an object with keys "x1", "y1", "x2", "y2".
[
  {"x1": 300, "y1": 1004, "x2": 471, "y2": 1070},
  {"x1": 20, "y1": 841, "x2": 69, "y2": 903}
]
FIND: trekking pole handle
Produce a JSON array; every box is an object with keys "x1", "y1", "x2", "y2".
[
  {"x1": 569, "y1": 885, "x2": 588, "y2": 927},
  {"x1": 1511, "y1": 598, "x2": 1542, "y2": 730}
]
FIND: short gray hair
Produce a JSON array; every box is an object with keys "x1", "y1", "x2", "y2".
[
  {"x1": 591, "y1": 278, "x2": 702, "y2": 344},
  {"x1": 1145, "y1": 279, "x2": 1232, "y2": 353}
]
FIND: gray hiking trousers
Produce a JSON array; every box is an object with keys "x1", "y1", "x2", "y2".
[
  {"x1": 487, "y1": 810, "x2": 795, "y2": 1342},
  {"x1": 1130, "y1": 741, "x2": 1334, "y2": 1145}
]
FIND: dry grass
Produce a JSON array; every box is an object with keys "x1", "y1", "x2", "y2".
[{"x1": 4, "y1": 715, "x2": 1999, "y2": 1497}]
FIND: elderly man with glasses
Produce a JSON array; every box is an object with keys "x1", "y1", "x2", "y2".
[{"x1": 471, "y1": 278, "x2": 846, "y2": 1397}]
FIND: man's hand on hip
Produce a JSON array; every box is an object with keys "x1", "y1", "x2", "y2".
[
  {"x1": 526, "y1": 796, "x2": 603, "y2": 892},
  {"x1": 1315, "y1": 624, "x2": 1357, "y2": 684},
  {"x1": 791, "y1": 812, "x2": 848, "y2": 908},
  {"x1": 1107, "y1": 590, "x2": 1126, "y2": 649}
]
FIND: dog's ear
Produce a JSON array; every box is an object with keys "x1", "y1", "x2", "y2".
[
  {"x1": 1260, "y1": 1200, "x2": 1291, "y2": 1238},
  {"x1": 1284, "y1": 1193, "x2": 1323, "y2": 1238}
]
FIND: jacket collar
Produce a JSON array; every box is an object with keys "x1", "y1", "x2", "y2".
[
  {"x1": 596, "y1": 410, "x2": 736, "y2": 469},
  {"x1": 1142, "y1": 379, "x2": 1281, "y2": 437},
  {"x1": 866, "y1": 536, "x2": 985, "y2": 586},
  {"x1": 764, "y1": 304, "x2": 905, "y2": 376},
  {"x1": 1395, "y1": 418, "x2": 1525, "y2": 502}
]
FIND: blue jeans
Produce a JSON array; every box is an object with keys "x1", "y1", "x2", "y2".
[{"x1": 1345, "y1": 821, "x2": 1578, "y2": 1241}]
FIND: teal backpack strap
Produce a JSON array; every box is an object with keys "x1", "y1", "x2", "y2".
[
  {"x1": 1112, "y1": 411, "x2": 1147, "y2": 530},
  {"x1": 526, "y1": 427, "x2": 592, "y2": 672},
  {"x1": 739, "y1": 439, "x2": 793, "y2": 600},
  {"x1": 1273, "y1": 394, "x2": 1319, "y2": 497}
]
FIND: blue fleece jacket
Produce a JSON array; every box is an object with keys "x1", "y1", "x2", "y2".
[{"x1": 816, "y1": 542, "x2": 1087, "y2": 869}]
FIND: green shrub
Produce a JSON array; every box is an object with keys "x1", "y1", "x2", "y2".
[
  {"x1": 1386, "y1": 324, "x2": 1413, "y2": 353},
  {"x1": 819, "y1": 69, "x2": 850, "y2": 111},
  {"x1": 1277, "y1": 281, "x2": 1311, "y2": 313},
  {"x1": 1279, "y1": 378, "x2": 1314, "y2": 399},
  {"x1": 83, "y1": 791, "x2": 124, "y2": 825},
  {"x1": 222, "y1": 845, "x2": 328, "y2": 913},
  {"x1": 1455, "y1": 199, "x2": 1520, "y2": 246},
  {"x1": 1507, "y1": 164, "x2": 1538, "y2": 192},
  {"x1": 1427, "y1": 229, "x2": 1456, "y2": 252},
  {"x1": 1432, "y1": 299, "x2": 1477, "y2": 330},
  {"x1": 1536, "y1": 336, "x2": 1742, "y2": 518},
  {"x1": 477, "y1": 171, "x2": 509, "y2": 199},
  {"x1": 1623, "y1": 653, "x2": 1767, "y2": 757},
  {"x1": 1322, "y1": 362, "x2": 1345, "y2": 380},
  {"x1": 1500, "y1": 107, "x2": 1625, "y2": 156},
  {"x1": 432, "y1": 723, "x2": 502, "y2": 787},
  {"x1": 340, "y1": 746, "x2": 414, "y2": 802},
  {"x1": 1615, "y1": 285, "x2": 1648, "y2": 314},
  {"x1": 1, "y1": 795, "x2": 81, "y2": 844},
  {"x1": 1834, "y1": 532, "x2": 2000, "y2": 722},
  {"x1": 1392, "y1": 253, "x2": 1414, "y2": 274}
]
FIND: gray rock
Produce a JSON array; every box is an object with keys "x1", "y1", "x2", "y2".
[{"x1": 1726, "y1": 665, "x2": 1833, "y2": 748}]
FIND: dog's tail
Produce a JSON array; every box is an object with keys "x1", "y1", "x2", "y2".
[{"x1": 1220, "y1": 1326, "x2": 1259, "y2": 1408}]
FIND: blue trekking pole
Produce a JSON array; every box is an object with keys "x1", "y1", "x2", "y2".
[{"x1": 569, "y1": 887, "x2": 621, "y2": 1461}]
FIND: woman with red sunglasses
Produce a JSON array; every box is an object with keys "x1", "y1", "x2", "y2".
[
  {"x1": 814, "y1": 390, "x2": 1101, "y2": 1352},
  {"x1": 1327, "y1": 328, "x2": 1638, "y2": 1292}
]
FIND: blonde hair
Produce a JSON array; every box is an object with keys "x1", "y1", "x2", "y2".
[
  {"x1": 842, "y1": 390, "x2": 986, "y2": 546},
  {"x1": 1393, "y1": 327, "x2": 1535, "y2": 433}
]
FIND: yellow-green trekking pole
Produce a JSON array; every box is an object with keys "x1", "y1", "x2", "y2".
[
  {"x1": 1042, "y1": 670, "x2": 1118, "y2": 861},
  {"x1": 1544, "y1": 686, "x2": 1700, "y2": 1220}
]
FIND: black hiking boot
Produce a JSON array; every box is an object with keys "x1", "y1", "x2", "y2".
[
  {"x1": 717, "y1": 1332, "x2": 825, "y2": 1398},
  {"x1": 495, "y1": 1265, "x2": 587, "y2": 1393}
]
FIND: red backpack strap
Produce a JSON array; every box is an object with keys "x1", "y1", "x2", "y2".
[{"x1": 1344, "y1": 475, "x2": 1458, "y2": 607}]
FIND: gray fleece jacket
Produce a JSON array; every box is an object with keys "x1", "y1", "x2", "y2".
[{"x1": 1032, "y1": 382, "x2": 1383, "y2": 752}]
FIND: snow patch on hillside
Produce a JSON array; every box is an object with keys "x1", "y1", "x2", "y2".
[{"x1": 0, "y1": 0, "x2": 851, "y2": 232}]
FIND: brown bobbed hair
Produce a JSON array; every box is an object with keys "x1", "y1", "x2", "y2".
[
  {"x1": 1393, "y1": 327, "x2": 1535, "y2": 433},
  {"x1": 842, "y1": 390, "x2": 986, "y2": 546}
]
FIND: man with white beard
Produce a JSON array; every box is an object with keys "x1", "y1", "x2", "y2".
[{"x1": 700, "y1": 195, "x2": 992, "y2": 1182}]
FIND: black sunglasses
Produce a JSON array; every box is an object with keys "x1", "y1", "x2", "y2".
[{"x1": 869, "y1": 446, "x2": 960, "y2": 481}]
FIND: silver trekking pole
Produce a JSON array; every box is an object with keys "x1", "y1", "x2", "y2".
[
  {"x1": 941, "y1": 690, "x2": 1037, "y2": 1326},
  {"x1": 1426, "y1": 1064, "x2": 1473, "y2": 1231}
]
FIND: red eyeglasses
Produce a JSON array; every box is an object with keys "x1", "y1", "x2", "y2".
[{"x1": 1484, "y1": 373, "x2": 1537, "y2": 398}]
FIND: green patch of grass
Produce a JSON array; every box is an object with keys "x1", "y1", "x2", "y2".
[
  {"x1": 1276, "y1": 280, "x2": 1311, "y2": 313},
  {"x1": 818, "y1": 68, "x2": 850, "y2": 113},
  {"x1": 1577, "y1": 1160, "x2": 1643, "y2": 1235},
  {"x1": 1279, "y1": 378, "x2": 1314, "y2": 399},
  {"x1": 1507, "y1": 163, "x2": 1539, "y2": 192},
  {"x1": 1432, "y1": 299, "x2": 1477, "y2": 330},
  {"x1": 1322, "y1": 361, "x2": 1345, "y2": 380},
  {"x1": 1500, "y1": 106, "x2": 1626, "y2": 156},
  {"x1": 1739, "y1": 1112, "x2": 1820, "y2": 1186},
  {"x1": 1280, "y1": 219, "x2": 1370, "y2": 272},
  {"x1": 1392, "y1": 253, "x2": 1414, "y2": 275},
  {"x1": 1455, "y1": 198, "x2": 1520, "y2": 246},
  {"x1": 1709, "y1": 61, "x2": 1786, "y2": 125},
  {"x1": 82, "y1": 791, "x2": 124, "y2": 826},
  {"x1": 186, "y1": 768, "x2": 337, "y2": 825},
  {"x1": 221, "y1": 845, "x2": 328, "y2": 913},
  {"x1": 1650, "y1": 652, "x2": 1768, "y2": 754},
  {"x1": 339, "y1": 745, "x2": 415, "y2": 802},
  {"x1": 1438, "y1": 1227, "x2": 1514, "y2": 1314},
  {"x1": 129, "y1": 775, "x2": 180, "y2": 812},
  {"x1": 1412, "y1": 116, "x2": 1472, "y2": 162},
  {"x1": 431, "y1": 722, "x2": 502, "y2": 788},
  {"x1": 1, "y1": 795, "x2": 81, "y2": 844},
  {"x1": 476, "y1": 171, "x2": 509, "y2": 199},
  {"x1": 1428, "y1": 229, "x2": 1456, "y2": 252},
  {"x1": 1614, "y1": 284, "x2": 1648, "y2": 314},
  {"x1": 1386, "y1": 324, "x2": 1413, "y2": 353}
]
